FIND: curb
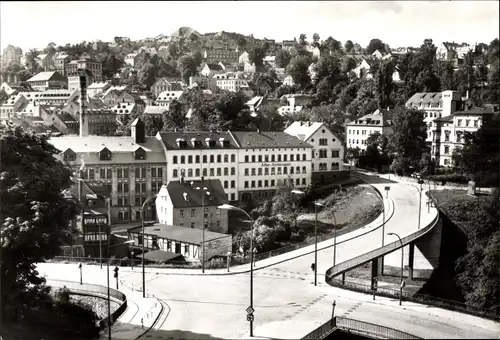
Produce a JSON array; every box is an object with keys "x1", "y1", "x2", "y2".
[{"x1": 136, "y1": 296, "x2": 164, "y2": 339}]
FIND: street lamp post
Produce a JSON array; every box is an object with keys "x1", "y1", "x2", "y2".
[
  {"x1": 387, "y1": 232, "x2": 404, "y2": 306},
  {"x1": 195, "y1": 186, "x2": 210, "y2": 273},
  {"x1": 107, "y1": 240, "x2": 134, "y2": 339},
  {"x1": 417, "y1": 178, "x2": 424, "y2": 230},
  {"x1": 219, "y1": 204, "x2": 255, "y2": 337},
  {"x1": 313, "y1": 202, "x2": 324, "y2": 286},
  {"x1": 141, "y1": 195, "x2": 157, "y2": 298}
]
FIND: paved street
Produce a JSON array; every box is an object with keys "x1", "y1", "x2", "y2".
[{"x1": 36, "y1": 175, "x2": 500, "y2": 339}]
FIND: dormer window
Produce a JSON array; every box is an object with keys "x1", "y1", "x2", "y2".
[
  {"x1": 100, "y1": 147, "x2": 112, "y2": 161},
  {"x1": 209, "y1": 140, "x2": 216, "y2": 148},
  {"x1": 63, "y1": 148, "x2": 76, "y2": 161},
  {"x1": 134, "y1": 147, "x2": 146, "y2": 160},
  {"x1": 194, "y1": 140, "x2": 202, "y2": 148}
]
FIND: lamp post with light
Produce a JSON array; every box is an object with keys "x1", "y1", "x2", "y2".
[
  {"x1": 387, "y1": 232, "x2": 404, "y2": 306},
  {"x1": 195, "y1": 186, "x2": 210, "y2": 273},
  {"x1": 141, "y1": 195, "x2": 157, "y2": 298},
  {"x1": 218, "y1": 203, "x2": 255, "y2": 337}
]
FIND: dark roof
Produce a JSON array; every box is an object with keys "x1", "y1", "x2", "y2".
[
  {"x1": 434, "y1": 116, "x2": 453, "y2": 123},
  {"x1": 158, "y1": 131, "x2": 239, "y2": 150},
  {"x1": 407, "y1": 92, "x2": 442, "y2": 105},
  {"x1": 166, "y1": 179, "x2": 227, "y2": 208},
  {"x1": 454, "y1": 106, "x2": 499, "y2": 116},
  {"x1": 230, "y1": 131, "x2": 313, "y2": 149},
  {"x1": 347, "y1": 109, "x2": 393, "y2": 127},
  {"x1": 56, "y1": 111, "x2": 77, "y2": 123},
  {"x1": 205, "y1": 63, "x2": 224, "y2": 71},
  {"x1": 136, "y1": 250, "x2": 183, "y2": 263},
  {"x1": 128, "y1": 224, "x2": 230, "y2": 245}
]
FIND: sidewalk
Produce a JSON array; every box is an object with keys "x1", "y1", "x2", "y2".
[
  {"x1": 104, "y1": 289, "x2": 164, "y2": 340},
  {"x1": 108, "y1": 190, "x2": 395, "y2": 278}
]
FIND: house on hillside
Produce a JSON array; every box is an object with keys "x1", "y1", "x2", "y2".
[
  {"x1": 201, "y1": 63, "x2": 225, "y2": 77},
  {"x1": 26, "y1": 71, "x2": 67, "y2": 91},
  {"x1": 285, "y1": 121, "x2": 345, "y2": 184}
]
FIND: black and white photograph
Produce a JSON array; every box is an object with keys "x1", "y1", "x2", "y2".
[{"x1": 0, "y1": 1, "x2": 499, "y2": 339}]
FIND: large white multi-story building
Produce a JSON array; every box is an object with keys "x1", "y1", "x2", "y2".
[
  {"x1": 156, "y1": 130, "x2": 313, "y2": 203},
  {"x1": 406, "y1": 90, "x2": 461, "y2": 143},
  {"x1": 346, "y1": 109, "x2": 394, "y2": 152},
  {"x1": 431, "y1": 105, "x2": 498, "y2": 167},
  {"x1": 285, "y1": 121, "x2": 344, "y2": 184}
]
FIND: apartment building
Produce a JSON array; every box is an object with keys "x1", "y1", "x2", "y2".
[
  {"x1": 346, "y1": 109, "x2": 394, "y2": 152},
  {"x1": 156, "y1": 129, "x2": 313, "y2": 203},
  {"x1": 66, "y1": 58, "x2": 103, "y2": 82},
  {"x1": 285, "y1": 121, "x2": 345, "y2": 184},
  {"x1": 54, "y1": 54, "x2": 70, "y2": 76},
  {"x1": 48, "y1": 118, "x2": 167, "y2": 224},
  {"x1": 431, "y1": 105, "x2": 498, "y2": 167},
  {"x1": 68, "y1": 69, "x2": 94, "y2": 94},
  {"x1": 406, "y1": 90, "x2": 461, "y2": 143}
]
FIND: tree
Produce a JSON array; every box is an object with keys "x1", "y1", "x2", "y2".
[
  {"x1": 434, "y1": 60, "x2": 455, "y2": 91},
  {"x1": 375, "y1": 60, "x2": 395, "y2": 109},
  {"x1": 193, "y1": 51, "x2": 203, "y2": 67},
  {"x1": 178, "y1": 55, "x2": 197, "y2": 84},
  {"x1": 344, "y1": 40, "x2": 354, "y2": 53},
  {"x1": 162, "y1": 100, "x2": 186, "y2": 131},
  {"x1": 137, "y1": 62, "x2": 157, "y2": 88},
  {"x1": 321, "y1": 37, "x2": 342, "y2": 54},
  {"x1": 142, "y1": 114, "x2": 164, "y2": 136},
  {"x1": 454, "y1": 189, "x2": 500, "y2": 310},
  {"x1": 0, "y1": 126, "x2": 78, "y2": 320},
  {"x1": 276, "y1": 49, "x2": 292, "y2": 68},
  {"x1": 312, "y1": 33, "x2": 320, "y2": 47},
  {"x1": 100, "y1": 53, "x2": 124, "y2": 80},
  {"x1": 366, "y1": 38, "x2": 386, "y2": 55},
  {"x1": 249, "y1": 47, "x2": 266, "y2": 69},
  {"x1": 237, "y1": 36, "x2": 247, "y2": 50},
  {"x1": 389, "y1": 107, "x2": 428, "y2": 175},
  {"x1": 287, "y1": 56, "x2": 312, "y2": 90},
  {"x1": 168, "y1": 44, "x2": 178, "y2": 58},
  {"x1": 299, "y1": 34, "x2": 307, "y2": 46},
  {"x1": 346, "y1": 147, "x2": 361, "y2": 165}
]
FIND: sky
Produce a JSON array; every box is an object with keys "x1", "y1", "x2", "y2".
[{"x1": 1, "y1": 1, "x2": 499, "y2": 53}]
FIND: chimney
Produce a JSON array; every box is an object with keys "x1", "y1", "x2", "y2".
[
  {"x1": 257, "y1": 128, "x2": 260, "y2": 134},
  {"x1": 131, "y1": 117, "x2": 145, "y2": 143},
  {"x1": 183, "y1": 192, "x2": 188, "y2": 201},
  {"x1": 190, "y1": 181, "x2": 194, "y2": 187}
]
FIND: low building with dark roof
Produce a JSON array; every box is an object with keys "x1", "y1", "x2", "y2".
[
  {"x1": 26, "y1": 71, "x2": 67, "y2": 91},
  {"x1": 127, "y1": 223, "x2": 232, "y2": 262},
  {"x1": 155, "y1": 179, "x2": 228, "y2": 233}
]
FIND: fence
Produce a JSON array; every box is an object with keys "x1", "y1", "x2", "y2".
[
  {"x1": 47, "y1": 279, "x2": 128, "y2": 330},
  {"x1": 328, "y1": 278, "x2": 499, "y2": 321},
  {"x1": 301, "y1": 316, "x2": 421, "y2": 339}
]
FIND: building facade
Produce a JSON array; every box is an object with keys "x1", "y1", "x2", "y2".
[
  {"x1": 285, "y1": 121, "x2": 345, "y2": 184},
  {"x1": 26, "y1": 71, "x2": 67, "y2": 91},
  {"x1": 66, "y1": 58, "x2": 103, "y2": 82},
  {"x1": 48, "y1": 118, "x2": 167, "y2": 224},
  {"x1": 346, "y1": 109, "x2": 393, "y2": 152},
  {"x1": 155, "y1": 179, "x2": 229, "y2": 234},
  {"x1": 406, "y1": 90, "x2": 461, "y2": 143},
  {"x1": 431, "y1": 106, "x2": 498, "y2": 167}
]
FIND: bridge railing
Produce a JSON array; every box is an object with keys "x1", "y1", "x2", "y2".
[
  {"x1": 325, "y1": 205, "x2": 439, "y2": 279},
  {"x1": 301, "y1": 316, "x2": 421, "y2": 339}
]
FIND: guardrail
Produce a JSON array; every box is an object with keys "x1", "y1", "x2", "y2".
[
  {"x1": 47, "y1": 279, "x2": 127, "y2": 330},
  {"x1": 301, "y1": 316, "x2": 421, "y2": 339},
  {"x1": 325, "y1": 201, "x2": 439, "y2": 279},
  {"x1": 328, "y1": 278, "x2": 500, "y2": 320}
]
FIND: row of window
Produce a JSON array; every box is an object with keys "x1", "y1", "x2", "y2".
[
  {"x1": 457, "y1": 119, "x2": 479, "y2": 127},
  {"x1": 244, "y1": 178, "x2": 307, "y2": 189},
  {"x1": 116, "y1": 196, "x2": 153, "y2": 207},
  {"x1": 173, "y1": 167, "x2": 237, "y2": 178},
  {"x1": 245, "y1": 153, "x2": 307, "y2": 163},
  {"x1": 317, "y1": 163, "x2": 340, "y2": 171},
  {"x1": 78, "y1": 167, "x2": 163, "y2": 180},
  {"x1": 244, "y1": 166, "x2": 307, "y2": 176},
  {"x1": 348, "y1": 129, "x2": 381, "y2": 136},
  {"x1": 173, "y1": 154, "x2": 236, "y2": 164},
  {"x1": 348, "y1": 139, "x2": 367, "y2": 146},
  {"x1": 83, "y1": 233, "x2": 108, "y2": 242}
]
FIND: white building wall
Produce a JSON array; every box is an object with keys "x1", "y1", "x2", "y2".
[
  {"x1": 306, "y1": 127, "x2": 344, "y2": 172},
  {"x1": 346, "y1": 125, "x2": 386, "y2": 151}
]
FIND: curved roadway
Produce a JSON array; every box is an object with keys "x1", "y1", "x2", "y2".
[{"x1": 36, "y1": 174, "x2": 500, "y2": 339}]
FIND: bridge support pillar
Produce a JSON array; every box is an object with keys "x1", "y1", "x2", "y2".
[
  {"x1": 341, "y1": 273, "x2": 345, "y2": 284},
  {"x1": 371, "y1": 258, "x2": 379, "y2": 290},
  {"x1": 408, "y1": 242, "x2": 415, "y2": 281}
]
